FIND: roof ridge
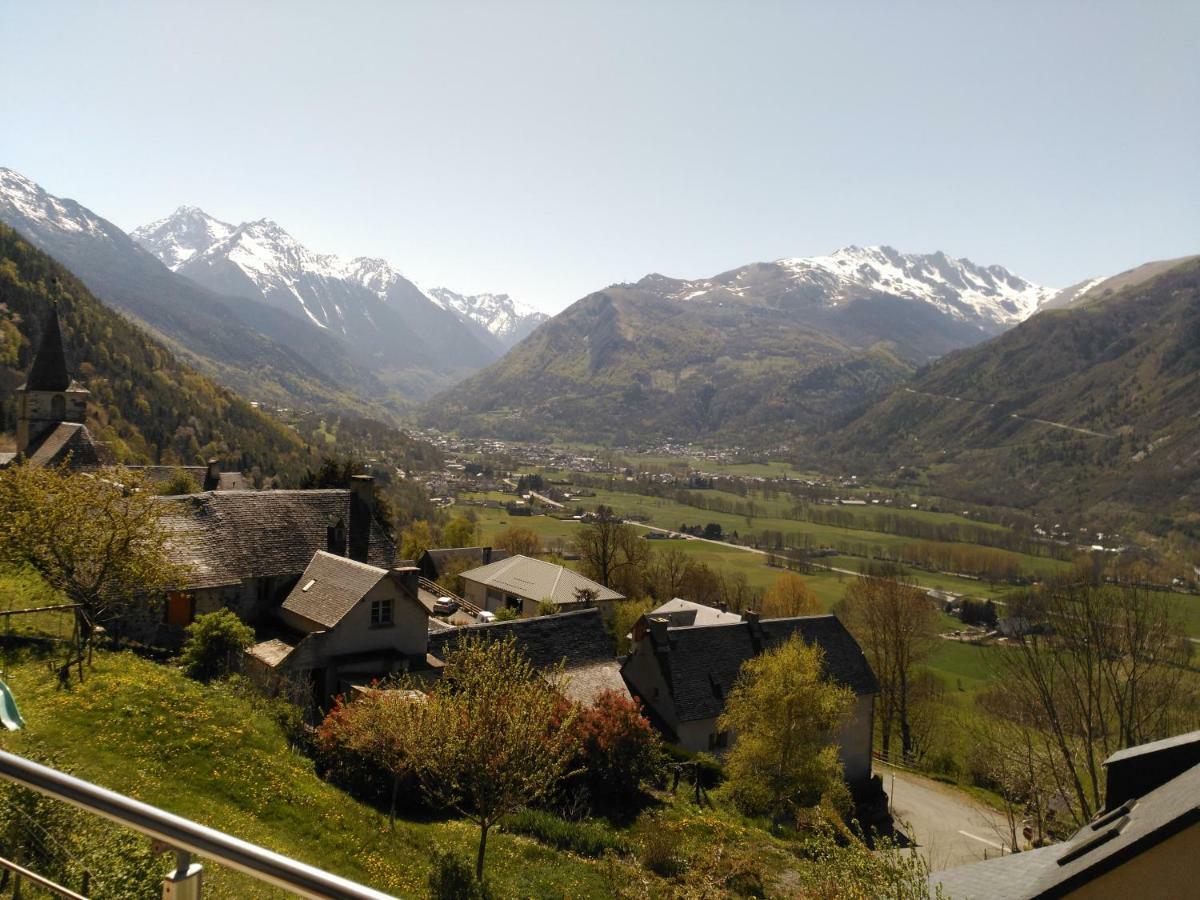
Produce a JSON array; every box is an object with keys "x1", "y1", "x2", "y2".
[{"x1": 312, "y1": 549, "x2": 388, "y2": 576}]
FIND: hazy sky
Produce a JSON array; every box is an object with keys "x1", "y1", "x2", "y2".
[{"x1": 2, "y1": 1, "x2": 1196, "y2": 312}]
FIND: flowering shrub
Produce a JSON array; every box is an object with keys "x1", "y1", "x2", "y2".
[{"x1": 568, "y1": 690, "x2": 663, "y2": 811}]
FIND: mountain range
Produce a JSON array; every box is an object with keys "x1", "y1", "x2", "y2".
[
  {"x1": 0, "y1": 169, "x2": 542, "y2": 416},
  {"x1": 817, "y1": 255, "x2": 1200, "y2": 525},
  {"x1": 419, "y1": 246, "x2": 1075, "y2": 444},
  {"x1": 132, "y1": 206, "x2": 545, "y2": 356}
]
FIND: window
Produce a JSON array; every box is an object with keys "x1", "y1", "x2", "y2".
[{"x1": 370, "y1": 598, "x2": 393, "y2": 627}]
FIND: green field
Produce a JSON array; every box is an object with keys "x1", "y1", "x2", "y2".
[{"x1": 463, "y1": 494, "x2": 1024, "y2": 606}]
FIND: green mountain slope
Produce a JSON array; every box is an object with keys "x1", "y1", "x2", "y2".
[
  {"x1": 0, "y1": 222, "x2": 321, "y2": 476},
  {"x1": 819, "y1": 258, "x2": 1200, "y2": 526},
  {"x1": 420, "y1": 286, "x2": 912, "y2": 444}
]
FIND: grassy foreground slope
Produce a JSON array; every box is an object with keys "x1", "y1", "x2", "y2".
[{"x1": 1, "y1": 651, "x2": 613, "y2": 898}]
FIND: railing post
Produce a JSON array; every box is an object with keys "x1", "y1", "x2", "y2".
[{"x1": 163, "y1": 847, "x2": 202, "y2": 900}]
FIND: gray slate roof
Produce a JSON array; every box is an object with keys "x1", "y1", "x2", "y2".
[
  {"x1": 281, "y1": 551, "x2": 389, "y2": 629},
  {"x1": 428, "y1": 608, "x2": 614, "y2": 671},
  {"x1": 930, "y1": 761, "x2": 1200, "y2": 899},
  {"x1": 158, "y1": 489, "x2": 395, "y2": 589},
  {"x1": 459, "y1": 555, "x2": 623, "y2": 606},
  {"x1": 23, "y1": 305, "x2": 71, "y2": 392},
  {"x1": 25, "y1": 422, "x2": 101, "y2": 468},
  {"x1": 642, "y1": 615, "x2": 880, "y2": 722}
]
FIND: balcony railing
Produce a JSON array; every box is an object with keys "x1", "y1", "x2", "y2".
[{"x1": 0, "y1": 749, "x2": 398, "y2": 899}]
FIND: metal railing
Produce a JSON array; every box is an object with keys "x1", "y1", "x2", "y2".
[
  {"x1": 417, "y1": 577, "x2": 483, "y2": 616},
  {"x1": 0, "y1": 750, "x2": 398, "y2": 899}
]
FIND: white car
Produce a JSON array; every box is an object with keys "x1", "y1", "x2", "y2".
[
  {"x1": 475, "y1": 610, "x2": 496, "y2": 623},
  {"x1": 432, "y1": 597, "x2": 459, "y2": 616}
]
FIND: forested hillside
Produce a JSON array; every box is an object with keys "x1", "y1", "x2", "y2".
[
  {"x1": 819, "y1": 258, "x2": 1200, "y2": 536},
  {"x1": 421, "y1": 285, "x2": 912, "y2": 444},
  {"x1": 0, "y1": 223, "x2": 317, "y2": 479}
]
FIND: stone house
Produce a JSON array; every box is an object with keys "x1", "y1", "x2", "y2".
[
  {"x1": 128, "y1": 475, "x2": 394, "y2": 646},
  {"x1": 245, "y1": 551, "x2": 432, "y2": 706},
  {"x1": 621, "y1": 610, "x2": 880, "y2": 788}
]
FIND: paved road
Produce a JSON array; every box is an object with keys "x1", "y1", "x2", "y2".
[
  {"x1": 878, "y1": 764, "x2": 1017, "y2": 871},
  {"x1": 900, "y1": 387, "x2": 1115, "y2": 439}
]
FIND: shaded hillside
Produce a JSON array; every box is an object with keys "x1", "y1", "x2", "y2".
[
  {"x1": 0, "y1": 223, "x2": 318, "y2": 477},
  {"x1": 819, "y1": 258, "x2": 1200, "y2": 526},
  {"x1": 421, "y1": 285, "x2": 911, "y2": 444}
]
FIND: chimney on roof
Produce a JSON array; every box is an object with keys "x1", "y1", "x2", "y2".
[
  {"x1": 741, "y1": 610, "x2": 760, "y2": 624},
  {"x1": 391, "y1": 566, "x2": 420, "y2": 600},
  {"x1": 348, "y1": 475, "x2": 375, "y2": 563},
  {"x1": 647, "y1": 615, "x2": 669, "y2": 647},
  {"x1": 203, "y1": 458, "x2": 220, "y2": 491}
]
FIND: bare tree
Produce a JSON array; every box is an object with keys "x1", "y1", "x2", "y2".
[
  {"x1": 990, "y1": 581, "x2": 1196, "y2": 823},
  {"x1": 838, "y1": 567, "x2": 937, "y2": 761}
]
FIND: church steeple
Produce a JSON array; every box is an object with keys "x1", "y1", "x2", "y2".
[
  {"x1": 13, "y1": 304, "x2": 89, "y2": 456},
  {"x1": 23, "y1": 303, "x2": 71, "y2": 391}
]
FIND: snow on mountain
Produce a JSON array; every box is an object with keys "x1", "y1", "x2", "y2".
[
  {"x1": 0, "y1": 167, "x2": 117, "y2": 241},
  {"x1": 136, "y1": 212, "x2": 500, "y2": 366},
  {"x1": 131, "y1": 206, "x2": 234, "y2": 269},
  {"x1": 661, "y1": 245, "x2": 1060, "y2": 329},
  {"x1": 428, "y1": 287, "x2": 548, "y2": 346},
  {"x1": 136, "y1": 206, "x2": 540, "y2": 352}
]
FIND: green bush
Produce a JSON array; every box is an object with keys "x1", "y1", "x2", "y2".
[
  {"x1": 494, "y1": 606, "x2": 520, "y2": 621},
  {"x1": 637, "y1": 820, "x2": 687, "y2": 878},
  {"x1": 427, "y1": 851, "x2": 492, "y2": 900},
  {"x1": 504, "y1": 809, "x2": 629, "y2": 858},
  {"x1": 179, "y1": 609, "x2": 255, "y2": 682}
]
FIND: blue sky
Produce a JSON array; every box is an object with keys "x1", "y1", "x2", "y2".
[{"x1": 2, "y1": 1, "x2": 1196, "y2": 312}]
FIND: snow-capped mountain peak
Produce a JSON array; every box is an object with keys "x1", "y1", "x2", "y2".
[
  {"x1": 428, "y1": 287, "x2": 548, "y2": 346},
  {"x1": 774, "y1": 244, "x2": 1058, "y2": 325},
  {"x1": 131, "y1": 205, "x2": 234, "y2": 269},
  {"x1": 0, "y1": 167, "x2": 113, "y2": 240}
]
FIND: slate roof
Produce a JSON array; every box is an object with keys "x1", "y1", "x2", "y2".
[
  {"x1": 23, "y1": 305, "x2": 71, "y2": 392},
  {"x1": 157, "y1": 489, "x2": 395, "y2": 589},
  {"x1": 1105, "y1": 729, "x2": 1200, "y2": 765},
  {"x1": 647, "y1": 598, "x2": 742, "y2": 627},
  {"x1": 281, "y1": 551, "x2": 390, "y2": 629},
  {"x1": 427, "y1": 608, "x2": 614, "y2": 671},
  {"x1": 637, "y1": 615, "x2": 880, "y2": 723},
  {"x1": 458, "y1": 555, "x2": 624, "y2": 606},
  {"x1": 25, "y1": 422, "x2": 102, "y2": 469},
  {"x1": 929, "y1": 761, "x2": 1200, "y2": 899}
]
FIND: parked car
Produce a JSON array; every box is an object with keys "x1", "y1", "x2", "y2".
[
  {"x1": 433, "y1": 596, "x2": 459, "y2": 616},
  {"x1": 475, "y1": 610, "x2": 496, "y2": 623}
]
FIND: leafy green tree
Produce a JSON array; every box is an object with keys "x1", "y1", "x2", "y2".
[
  {"x1": 0, "y1": 464, "x2": 182, "y2": 675},
  {"x1": 416, "y1": 637, "x2": 580, "y2": 879},
  {"x1": 442, "y1": 514, "x2": 479, "y2": 548},
  {"x1": 157, "y1": 468, "x2": 200, "y2": 495},
  {"x1": 717, "y1": 634, "x2": 852, "y2": 818},
  {"x1": 179, "y1": 609, "x2": 255, "y2": 682},
  {"x1": 399, "y1": 519, "x2": 438, "y2": 561}
]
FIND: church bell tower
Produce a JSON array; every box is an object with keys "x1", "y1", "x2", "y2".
[{"x1": 14, "y1": 305, "x2": 90, "y2": 455}]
